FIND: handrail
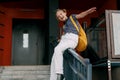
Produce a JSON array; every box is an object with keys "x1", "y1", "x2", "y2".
[{"x1": 63, "y1": 48, "x2": 92, "y2": 80}]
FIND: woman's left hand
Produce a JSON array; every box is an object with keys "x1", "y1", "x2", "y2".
[{"x1": 87, "y1": 7, "x2": 97, "y2": 14}]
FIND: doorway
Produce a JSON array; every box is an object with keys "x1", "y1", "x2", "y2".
[{"x1": 12, "y1": 19, "x2": 48, "y2": 65}]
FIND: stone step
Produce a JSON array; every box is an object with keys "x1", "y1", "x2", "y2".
[
  {"x1": 1, "y1": 70, "x2": 50, "y2": 75},
  {"x1": 3, "y1": 65, "x2": 50, "y2": 71},
  {"x1": 0, "y1": 75, "x2": 50, "y2": 80},
  {"x1": 0, "y1": 65, "x2": 50, "y2": 80}
]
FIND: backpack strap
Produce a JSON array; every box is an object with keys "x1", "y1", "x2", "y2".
[{"x1": 70, "y1": 15, "x2": 80, "y2": 32}]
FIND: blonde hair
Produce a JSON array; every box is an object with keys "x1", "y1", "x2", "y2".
[{"x1": 56, "y1": 9, "x2": 67, "y2": 13}]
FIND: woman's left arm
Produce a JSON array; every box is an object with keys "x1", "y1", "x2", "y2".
[{"x1": 75, "y1": 7, "x2": 97, "y2": 19}]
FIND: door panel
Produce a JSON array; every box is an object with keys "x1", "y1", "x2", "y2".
[{"x1": 12, "y1": 19, "x2": 45, "y2": 65}]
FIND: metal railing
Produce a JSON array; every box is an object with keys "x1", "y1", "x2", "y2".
[{"x1": 63, "y1": 48, "x2": 92, "y2": 80}]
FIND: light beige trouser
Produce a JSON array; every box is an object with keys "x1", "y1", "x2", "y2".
[{"x1": 50, "y1": 33, "x2": 78, "y2": 80}]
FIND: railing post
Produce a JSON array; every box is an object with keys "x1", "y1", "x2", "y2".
[{"x1": 87, "y1": 64, "x2": 92, "y2": 80}]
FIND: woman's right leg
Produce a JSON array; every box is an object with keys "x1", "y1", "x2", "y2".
[{"x1": 50, "y1": 33, "x2": 78, "y2": 80}]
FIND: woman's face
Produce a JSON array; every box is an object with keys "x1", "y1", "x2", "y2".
[{"x1": 56, "y1": 10, "x2": 67, "y2": 22}]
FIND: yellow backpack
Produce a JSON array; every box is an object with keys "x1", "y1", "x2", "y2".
[{"x1": 70, "y1": 16, "x2": 88, "y2": 53}]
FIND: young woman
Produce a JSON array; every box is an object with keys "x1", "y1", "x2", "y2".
[{"x1": 50, "y1": 7, "x2": 96, "y2": 80}]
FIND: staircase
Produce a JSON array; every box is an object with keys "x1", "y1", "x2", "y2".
[{"x1": 0, "y1": 65, "x2": 50, "y2": 80}]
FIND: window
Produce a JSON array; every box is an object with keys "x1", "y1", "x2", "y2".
[{"x1": 23, "y1": 32, "x2": 29, "y2": 48}]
